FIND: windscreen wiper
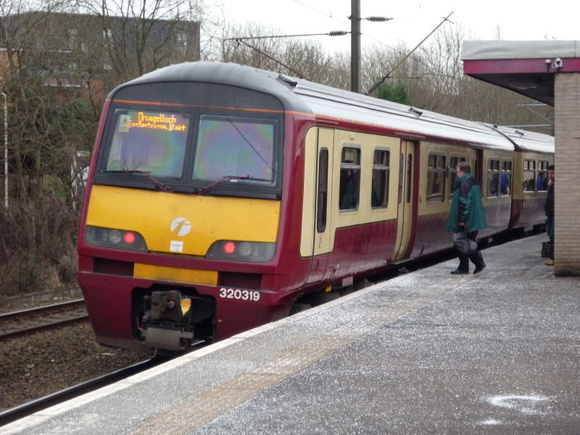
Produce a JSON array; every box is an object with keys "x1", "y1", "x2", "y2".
[
  {"x1": 197, "y1": 175, "x2": 271, "y2": 195},
  {"x1": 106, "y1": 169, "x2": 174, "y2": 193}
]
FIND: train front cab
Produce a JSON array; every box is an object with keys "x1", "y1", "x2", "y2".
[{"x1": 78, "y1": 79, "x2": 300, "y2": 353}]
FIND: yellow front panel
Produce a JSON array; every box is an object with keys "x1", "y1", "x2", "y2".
[
  {"x1": 134, "y1": 263, "x2": 218, "y2": 286},
  {"x1": 87, "y1": 185, "x2": 280, "y2": 255}
]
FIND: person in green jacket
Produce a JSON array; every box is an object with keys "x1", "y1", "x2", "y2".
[{"x1": 446, "y1": 162, "x2": 487, "y2": 274}]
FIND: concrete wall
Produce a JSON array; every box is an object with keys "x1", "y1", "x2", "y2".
[{"x1": 554, "y1": 74, "x2": 580, "y2": 276}]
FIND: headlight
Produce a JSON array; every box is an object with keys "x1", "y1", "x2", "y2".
[
  {"x1": 85, "y1": 226, "x2": 148, "y2": 252},
  {"x1": 206, "y1": 241, "x2": 275, "y2": 262}
]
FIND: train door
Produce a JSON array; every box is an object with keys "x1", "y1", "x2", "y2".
[
  {"x1": 302, "y1": 128, "x2": 335, "y2": 284},
  {"x1": 392, "y1": 141, "x2": 415, "y2": 260},
  {"x1": 313, "y1": 128, "x2": 334, "y2": 258}
]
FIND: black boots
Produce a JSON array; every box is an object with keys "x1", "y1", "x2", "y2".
[
  {"x1": 472, "y1": 251, "x2": 486, "y2": 274},
  {"x1": 452, "y1": 251, "x2": 485, "y2": 274}
]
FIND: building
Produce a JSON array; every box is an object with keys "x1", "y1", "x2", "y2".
[
  {"x1": 0, "y1": 11, "x2": 201, "y2": 97},
  {"x1": 463, "y1": 41, "x2": 580, "y2": 276},
  {"x1": 0, "y1": 11, "x2": 201, "y2": 206}
]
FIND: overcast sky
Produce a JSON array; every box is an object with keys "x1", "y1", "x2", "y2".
[{"x1": 218, "y1": 0, "x2": 580, "y2": 53}]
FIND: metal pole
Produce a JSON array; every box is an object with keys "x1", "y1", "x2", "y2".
[
  {"x1": 1, "y1": 92, "x2": 7, "y2": 209},
  {"x1": 351, "y1": 0, "x2": 360, "y2": 93}
]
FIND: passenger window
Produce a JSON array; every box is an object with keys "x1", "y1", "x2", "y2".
[
  {"x1": 523, "y1": 159, "x2": 536, "y2": 193},
  {"x1": 427, "y1": 153, "x2": 446, "y2": 203},
  {"x1": 448, "y1": 156, "x2": 466, "y2": 199},
  {"x1": 339, "y1": 147, "x2": 360, "y2": 211},
  {"x1": 372, "y1": 149, "x2": 389, "y2": 208},
  {"x1": 487, "y1": 159, "x2": 500, "y2": 197},
  {"x1": 537, "y1": 160, "x2": 549, "y2": 191},
  {"x1": 501, "y1": 160, "x2": 512, "y2": 196}
]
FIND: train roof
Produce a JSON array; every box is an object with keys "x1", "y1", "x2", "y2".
[
  {"x1": 487, "y1": 125, "x2": 554, "y2": 153},
  {"x1": 122, "y1": 61, "x2": 554, "y2": 153}
]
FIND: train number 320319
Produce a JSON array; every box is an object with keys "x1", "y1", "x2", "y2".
[{"x1": 219, "y1": 288, "x2": 261, "y2": 301}]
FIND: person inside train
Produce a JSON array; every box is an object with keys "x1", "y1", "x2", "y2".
[
  {"x1": 524, "y1": 178, "x2": 534, "y2": 192},
  {"x1": 446, "y1": 162, "x2": 487, "y2": 274},
  {"x1": 500, "y1": 172, "x2": 509, "y2": 195},
  {"x1": 340, "y1": 167, "x2": 359, "y2": 210},
  {"x1": 544, "y1": 165, "x2": 555, "y2": 266},
  {"x1": 540, "y1": 171, "x2": 550, "y2": 191},
  {"x1": 537, "y1": 173, "x2": 546, "y2": 191},
  {"x1": 489, "y1": 173, "x2": 499, "y2": 197}
]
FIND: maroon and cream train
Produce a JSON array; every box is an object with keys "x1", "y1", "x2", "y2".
[{"x1": 78, "y1": 62, "x2": 553, "y2": 352}]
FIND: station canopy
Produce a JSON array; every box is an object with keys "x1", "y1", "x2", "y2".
[{"x1": 462, "y1": 40, "x2": 580, "y2": 106}]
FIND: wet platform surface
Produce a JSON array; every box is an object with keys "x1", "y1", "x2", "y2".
[{"x1": 4, "y1": 234, "x2": 579, "y2": 434}]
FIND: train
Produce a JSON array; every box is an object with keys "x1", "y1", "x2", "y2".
[{"x1": 78, "y1": 61, "x2": 554, "y2": 353}]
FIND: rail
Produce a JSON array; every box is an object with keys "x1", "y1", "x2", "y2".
[
  {"x1": 0, "y1": 357, "x2": 163, "y2": 426},
  {"x1": 0, "y1": 299, "x2": 88, "y2": 341}
]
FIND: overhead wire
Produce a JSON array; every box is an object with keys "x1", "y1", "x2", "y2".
[
  {"x1": 226, "y1": 0, "x2": 461, "y2": 85},
  {"x1": 286, "y1": 0, "x2": 455, "y2": 73}
]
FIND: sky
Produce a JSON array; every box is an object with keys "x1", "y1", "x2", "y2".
[{"x1": 218, "y1": 0, "x2": 580, "y2": 53}]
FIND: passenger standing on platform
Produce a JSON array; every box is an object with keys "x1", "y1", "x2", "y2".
[
  {"x1": 446, "y1": 162, "x2": 487, "y2": 274},
  {"x1": 544, "y1": 165, "x2": 555, "y2": 266}
]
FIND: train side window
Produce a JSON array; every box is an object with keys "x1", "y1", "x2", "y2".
[
  {"x1": 317, "y1": 148, "x2": 329, "y2": 232},
  {"x1": 372, "y1": 149, "x2": 389, "y2": 208},
  {"x1": 537, "y1": 160, "x2": 549, "y2": 191},
  {"x1": 487, "y1": 159, "x2": 500, "y2": 197},
  {"x1": 523, "y1": 159, "x2": 536, "y2": 193},
  {"x1": 501, "y1": 160, "x2": 512, "y2": 196},
  {"x1": 448, "y1": 156, "x2": 466, "y2": 200},
  {"x1": 427, "y1": 153, "x2": 446, "y2": 203},
  {"x1": 339, "y1": 147, "x2": 360, "y2": 211}
]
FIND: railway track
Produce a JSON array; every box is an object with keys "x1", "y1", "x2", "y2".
[
  {"x1": 0, "y1": 357, "x2": 164, "y2": 426},
  {"x1": 0, "y1": 299, "x2": 89, "y2": 341}
]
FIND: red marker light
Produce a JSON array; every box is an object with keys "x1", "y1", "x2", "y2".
[
  {"x1": 124, "y1": 232, "x2": 136, "y2": 244},
  {"x1": 223, "y1": 241, "x2": 236, "y2": 254}
]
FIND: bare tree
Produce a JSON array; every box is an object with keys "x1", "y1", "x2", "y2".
[
  {"x1": 0, "y1": 3, "x2": 95, "y2": 291},
  {"x1": 359, "y1": 23, "x2": 552, "y2": 131},
  {"x1": 75, "y1": 0, "x2": 202, "y2": 84}
]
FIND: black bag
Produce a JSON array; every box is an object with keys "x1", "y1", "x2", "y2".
[
  {"x1": 453, "y1": 231, "x2": 478, "y2": 256},
  {"x1": 541, "y1": 241, "x2": 551, "y2": 258}
]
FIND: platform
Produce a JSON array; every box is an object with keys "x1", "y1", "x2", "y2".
[{"x1": 3, "y1": 234, "x2": 580, "y2": 434}]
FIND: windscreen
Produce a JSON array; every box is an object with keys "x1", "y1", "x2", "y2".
[
  {"x1": 94, "y1": 81, "x2": 283, "y2": 198},
  {"x1": 105, "y1": 109, "x2": 190, "y2": 178},
  {"x1": 193, "y1": 115, "x2": 276, "y2": 183}
]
